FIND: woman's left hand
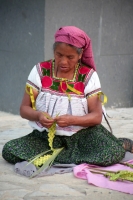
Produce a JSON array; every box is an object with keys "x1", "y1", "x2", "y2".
[{"x1": 54, "y1": 114, "x2": 72, "y2": 127}]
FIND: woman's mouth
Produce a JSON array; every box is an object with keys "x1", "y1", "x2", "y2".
[{"x1": 60, "y1": 66, "x2": 68, "y2": 70}]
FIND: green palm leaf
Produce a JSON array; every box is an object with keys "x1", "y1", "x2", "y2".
[{"x1": 30, "y1": 147, "x2": 64, "y2": 178}]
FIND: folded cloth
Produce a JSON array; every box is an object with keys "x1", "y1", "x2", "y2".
[
  {"x1": 73, "y1": 159, "x2": 133, "y2": 194},
  {"x1": 14, "y1": 152, "x2": 133, "y2": 179},
  {"x1": 121, "y1": 151, "x2": 133, "y2": 162},
  {"x1": 15, "y1": 161, "x2": 37, "y2": 177},
  {"x1": 15, "y1": 161, "x2": 76, "y2": 177},
  {"x1": 37, "y1": 163, "x2": 76, "y2": 177}
]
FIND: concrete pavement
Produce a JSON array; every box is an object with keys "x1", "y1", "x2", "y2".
[{"x1": 0, "y1": 108, "x2": 133, "y2": 200}]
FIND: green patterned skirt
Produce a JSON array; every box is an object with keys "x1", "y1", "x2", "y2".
[{"x1": 2, "y1": 124, "x2": 125, "y2": 166}]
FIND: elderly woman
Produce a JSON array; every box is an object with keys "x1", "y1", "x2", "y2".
[{"x1": 2, "y1": 26, "x2": 133, "y2": 171}]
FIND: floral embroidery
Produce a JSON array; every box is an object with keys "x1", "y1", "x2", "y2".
[
  {"x1": 42, "y1": 76, "x2": 53, "y2": 88},
  {"x1": 59, "y1": 81, "x2": 67, "y2": 92},
  {"x1": 79, "y1": 66, "x2": 90, "y2": 74},
  {"x1": 39, "y1": 60, "x2": 92, "y2": 95},
  {"x1": 74, "y1": 82, "x2": 84, "y2": 93}
]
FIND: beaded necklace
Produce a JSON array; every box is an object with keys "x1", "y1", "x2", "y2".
[
  {"x1": 52, "y1": 60, "x2": 82, "y2": 99},
  {"x1": 52, "y1": 60, "x2": 79, "y2": 82}
]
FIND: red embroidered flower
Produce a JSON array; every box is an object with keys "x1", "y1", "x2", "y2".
[
  {"x1": 79, "y1": 67, "x2": 90, "y2": 74},
  {"x1": 42, "y1": 76, "x2": 52, "y2": 88},
  {"x1": 59, "y1": 81, "x2": 67, "y2": 92},
  {"x1": 40, "y1": 62, "x2": 51, "y2": 69},
  {"x1": 74, "y1": 82, "x2": 84, "y2": 93}
]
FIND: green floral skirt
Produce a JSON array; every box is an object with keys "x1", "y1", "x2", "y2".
[{"x1": 2, "y1": 124, "x2": 125, "y2": 166}]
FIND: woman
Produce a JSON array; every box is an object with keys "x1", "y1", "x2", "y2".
[{"x1": 2, "y1": 26, "x2": 133, "y2": 170}]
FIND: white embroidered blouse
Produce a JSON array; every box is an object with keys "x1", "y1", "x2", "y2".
[{"x1": 26, "y1": 60, "x2": 102, "y2": 136}]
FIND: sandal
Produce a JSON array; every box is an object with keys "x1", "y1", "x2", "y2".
[{"x1": 119, "y1": 138, "x2": 133, "y2": 153}]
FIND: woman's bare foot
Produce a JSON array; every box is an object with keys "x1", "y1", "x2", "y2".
[{"x1": 119, "y1": 138, "x2": 133, "y2": 153}]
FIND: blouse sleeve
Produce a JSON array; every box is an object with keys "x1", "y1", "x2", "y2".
[
  {"x1": 84, "y1": 71, "x2": 102, "y2": 98},
  {"x1": 26, "y1": 65, "x2": 42, "y2": 91}
]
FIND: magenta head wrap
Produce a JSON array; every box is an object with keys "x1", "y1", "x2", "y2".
[{"x1": 54, "y1": 26, "x2": 96, "y2": 70}]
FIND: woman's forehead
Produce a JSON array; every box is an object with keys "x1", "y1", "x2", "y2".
[{"x1": 54, "y1": 43, "x2": 78, "y2": 54}]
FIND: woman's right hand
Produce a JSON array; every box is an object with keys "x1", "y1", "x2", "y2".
[{"x1": 38, "y1": 112, "x2": 55, "y2": 129}]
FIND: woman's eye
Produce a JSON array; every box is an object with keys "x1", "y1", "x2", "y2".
[
  {"x1": 57, "y1": 53, "x2": 62, "y2": 57},
  {"x1": 68, "y1": 56, "x2": 74, "y2": 59}
]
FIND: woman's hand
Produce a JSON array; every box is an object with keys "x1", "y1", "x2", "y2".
[
  {"x1": 54, "y1": 114, "x2": 72, "y2": 127},
  {"x1": 54, "y1": 95, "x2": 102, "y2": 128},
  {"x1": 20, "y1": 91, "x2": 55, "y2": 129},
  {"x1": 38, "y1": 112, "x2": 55, "y2": 129}
]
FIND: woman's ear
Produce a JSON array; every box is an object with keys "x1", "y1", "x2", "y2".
[{"x1": 79, "y1": 49, "x2": 83, "y2": 60}]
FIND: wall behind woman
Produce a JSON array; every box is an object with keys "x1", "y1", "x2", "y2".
[
  {"x1": 44, "y1": 0, "x2": 133, "y2": 108},
  {"x1": 0, "y1": 0, "x2": 133, "y2": 115},
  {"x1": 0, "y1": 0, "x2": 45, "y2": 114}
]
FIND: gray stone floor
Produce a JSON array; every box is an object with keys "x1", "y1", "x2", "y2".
[{"x1": 0, "y1": 108, "x2": 133, "y2": 200}]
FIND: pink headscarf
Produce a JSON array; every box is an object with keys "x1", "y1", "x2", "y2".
[{"x1": 54, "y1": 26, "x2": 96, "y2": 70}]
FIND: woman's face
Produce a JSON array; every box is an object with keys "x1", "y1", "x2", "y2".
[{"x1": 54, "y1": 43, "x2": 82, "y2": 73}]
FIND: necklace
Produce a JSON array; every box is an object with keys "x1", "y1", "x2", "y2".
[{"x1": 52, "y1": 60, "x2": 79, "y2": 82}]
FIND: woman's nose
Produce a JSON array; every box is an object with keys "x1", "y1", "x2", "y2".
[{"x1": 60, "y1": 57, "x2": 67, "y2": 65}]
